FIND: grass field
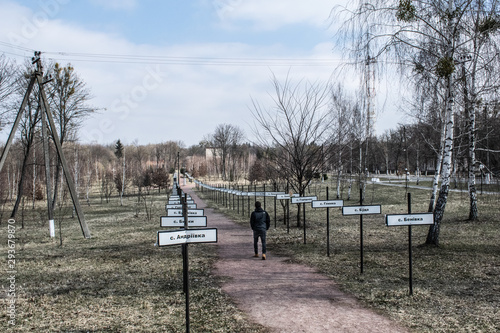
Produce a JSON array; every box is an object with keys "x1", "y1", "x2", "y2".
[
  {"x1": 0, "y1": 192, "x2": 267, "y2": 332},
  {"x1": 196, "y1": 180, "x2": 500, "y2": 333},
  {"x1": 1, "y1": 179, "x2": 499, "y2": 332}
]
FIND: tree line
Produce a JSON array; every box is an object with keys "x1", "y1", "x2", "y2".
[{"x1": 2, "y1": 0, "x2": 500, "y2": 246}]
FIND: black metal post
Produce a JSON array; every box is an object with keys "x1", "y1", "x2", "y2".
[
  {"x1": 360, "y1": 190, "x2": 364, "y2": 274},
  {"x1": 263, "y1": 183, "x2": 266, "y2": 211},
  {"x1": 274, "y1": 195, "x2": 277, "y2": 229},
  {"x1": 182, "y1": 193, "x2": 190, "y2": 332},
  {"x1": 408, "y1": 192, "x2": 413, "y2": 296},
  {"x1": 254, "y1": 184, "x2": 257, "y2": 206},
  {"x1": 327, "y1": 186, "x2": 330, "y2": 257},
  {"x1": 303, "y1": 202, "x2": 306, "y2": 244},
  {"x1": 286, "y1": 182, "x2": 290, "y2": 234}
]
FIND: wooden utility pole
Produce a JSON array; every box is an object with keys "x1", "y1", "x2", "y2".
[{"x1": 0, "y1": 51, "x2": 91, "y2": 238}]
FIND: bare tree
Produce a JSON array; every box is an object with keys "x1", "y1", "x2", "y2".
[
  {"x1": 0, "y1": 54, "x2": 17, "y2": 129},
  {"x1": 48, "y1": 63, "x2": 96, "y2": 210},
  {"x1": 9, "y1": 66, "x2": 41, "y2": 219},
  {"x1": 251, "y1": 73, "x2": 330, "y2": 227},
  {"x1": 210, "y1": 124, "x2": 244, "y2": 181},
  {"x1": 328, "y1": 84, "x2": 354, "y2": 199}
]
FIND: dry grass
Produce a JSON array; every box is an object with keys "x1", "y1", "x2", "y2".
[
  {"x1": 2, "y1": 179, "x2": 499, "y2": 332},
  {"x1": 199, "y1": 180, "x2": 500, "y2": 333},
  {"x1": 0, "y1": 192, "x2": 267, "y2": 332}
]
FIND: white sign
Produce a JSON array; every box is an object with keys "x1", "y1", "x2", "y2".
[
  {"x1": 166, "y1": 209, "x2": 204, "y2": 217},
  {"x1": 168, "y1": 199, "x2": 195, "y2": 205},
  {"x1": 386, "y1": 213, "x2": 434, "y2": 226},
  {"x1": 160, "y1": 216, "x2": 207, "y2": 227},
  {"x1": 291, "y1": 196, "x2": 317, "y2": 204},
  {"x1": 276, "y1": 194, "x2": 290, "y2": 200},
  {"x1": 342, "y1": 205, "x2": 381, "y2": 215},
  {"x1": 165, "y1": 204, "x2": 197, "y2": 210},
  {"x1": 266, "y1": 192, "x2": 286, "y2": 197},
  {"x1": 312, "y1": 200, "x2": 344, "y2": 208},
  {"x1": 246, "y1": 191, "x2": 264, "y2": 196},
  {"x1": 157, "y1": 228, "x2": 217, "y2": 246}
]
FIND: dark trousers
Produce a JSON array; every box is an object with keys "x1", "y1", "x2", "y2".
[{"x1": 253, "y1": 229, "x2": 267, "y2": 254}]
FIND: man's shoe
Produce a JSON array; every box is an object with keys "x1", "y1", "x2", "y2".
[
  {"x1": 253, "y1": 254, "x2": 259, "y2": 258},
  {"x1": 262, "y1": 254, "x2": 266, "y2": 260}
]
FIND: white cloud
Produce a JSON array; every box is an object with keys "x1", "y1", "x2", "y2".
[
  {"x1": 0, "y1": 1, "x2": 402, "y2": 147},
  {"x1": 214, "y1": 0, "x2": 344, "y2": 31}
]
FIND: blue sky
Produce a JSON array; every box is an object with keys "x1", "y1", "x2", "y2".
[{"x1": 0, "y1": 0, "x2": 404, "y2": 147}]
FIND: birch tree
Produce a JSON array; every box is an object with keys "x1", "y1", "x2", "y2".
[
  {"x1": 337, "y1": 0, "x2": 495, "y2": 245},
  {"x1": 328, "y1": 84, "x2": 354, "y2": 199},
  {"x1": 457, "y1": 1, "x2": 500, "y2": 220}
]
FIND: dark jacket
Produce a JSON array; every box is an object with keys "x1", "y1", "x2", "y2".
[{"x1": 250, "y1": 207, "x2": 270, "y2": 231}]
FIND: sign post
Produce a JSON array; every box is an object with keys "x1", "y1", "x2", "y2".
[
  {"x1": 182, "y1": 194, "x2": 189, "y2": 332},
  {"x1": 291, "y1": 196, "x2": 317, "y2": 244},
  {"x1": 277, "y1": 193, "x2": 290, "y2": 232},
  {"x1": 342, "y1": 195, "x2": 382, "y2": 274},
  {"x1": 311, "y1": 188, "x2": 343, "y2": 256},
  {"x1": 156, "y1": 190, "x2": 217, "y2": 333},
  {"x1": 386, "y1": 193, "x2": 434, "y2": 295}
]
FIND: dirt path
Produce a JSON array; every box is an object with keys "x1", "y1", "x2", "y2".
[{"x1": 183, "y1": 184, "x2": 410, "y2": 333}]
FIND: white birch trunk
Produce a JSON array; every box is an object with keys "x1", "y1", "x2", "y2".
[{"x1": 427, "y1": 71, "x2": 454, "y2": 245}]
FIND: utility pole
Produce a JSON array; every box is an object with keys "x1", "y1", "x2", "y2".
[{"x1": 0, "y1": 51, "x2": 91, "y2": 239}]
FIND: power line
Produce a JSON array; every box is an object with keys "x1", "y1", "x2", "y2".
[{"x1": 0, "y1": 41, "x2": 343, "y2": 67}]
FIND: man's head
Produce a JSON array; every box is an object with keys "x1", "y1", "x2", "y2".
[{"x1": 255, "y1": 201, "x2": 262, "y2": 209}]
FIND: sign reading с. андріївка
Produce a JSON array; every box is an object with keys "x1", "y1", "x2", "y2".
[{"x1": 156, "y1": 228, "x2": 217, "y2": 246}]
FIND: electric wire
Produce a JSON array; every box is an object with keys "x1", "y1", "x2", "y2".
[{"x1": 0, "y1": 40, "x2": 343, "y2": 67}]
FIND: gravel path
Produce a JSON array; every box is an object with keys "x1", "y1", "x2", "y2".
[{"x1": 184, "y1": 184, "x2": 410, "y2": 333}]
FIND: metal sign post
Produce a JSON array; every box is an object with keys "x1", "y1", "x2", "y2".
[
  {"x1": 386, "y1": 193, "x2": 434, "y2": 295},
  {"x1": 276, "y1": 193, "x2": 290, "y2": 233},
  {"x1": 342, "y1": 197, "x2": 382, "y2": 274},
  {"x1": 311, "y1": 188, "x2": 344, "y2": 257},
  {"x1": 291, "y1": 196, "x2": 317, "y2": 244},
  {"x1": 157, "y1": 190, "x2": 217, "y2": 333}
]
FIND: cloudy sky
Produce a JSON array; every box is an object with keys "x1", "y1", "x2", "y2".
[{"x1": 0, "y1": 0, "x2": 404, "y2": 147}]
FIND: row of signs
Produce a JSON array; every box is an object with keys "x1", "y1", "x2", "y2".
[
  {"x1": 195, "y1": 181, "x2": 434, "y2": 227},
  {"x1": 157, "y1": 192, "x2": 218, "y2": 246}
]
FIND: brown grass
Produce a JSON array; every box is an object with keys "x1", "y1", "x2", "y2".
[
  {"x1": 0, "y1": 192, "x2": 267, "y2": 332},
  {"x1": 2, "y1": 178, "x2": 499, "y2": 332},
  {"x1": 198, "y1": 180, "x2": 500, "y2": 333}
]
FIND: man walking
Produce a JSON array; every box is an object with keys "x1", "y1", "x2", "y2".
[{"x1": 250, "y1": 201, "x2": 270, "y2": 260}]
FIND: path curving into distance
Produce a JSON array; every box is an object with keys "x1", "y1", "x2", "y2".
[{"x1": 183, "y1": 183, "x2": 410, "y2": 333}]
